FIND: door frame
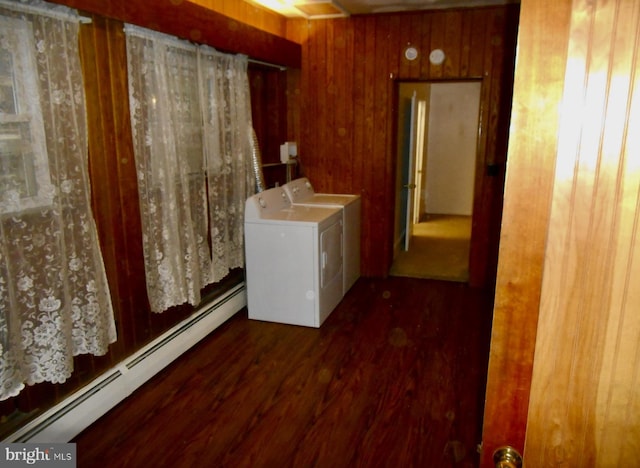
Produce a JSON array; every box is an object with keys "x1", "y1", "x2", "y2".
[{"x1": 391, "y1": 78, "x2": 489, "y2": 286}]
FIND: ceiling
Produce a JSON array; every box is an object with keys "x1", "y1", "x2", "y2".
[
  {"x1": 336, "y1": 0, "x2": 519, "y2": 15},
  {"x1": 247, "y1": 0, "x2": 519, "y2": 18}
]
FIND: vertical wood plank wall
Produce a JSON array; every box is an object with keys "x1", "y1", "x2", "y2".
[
  {"x1": 291, "y1": 6, "x2": 519, "y2": 279},
  {"x1": 0, "y1": 0, "x2": 521, "y2": 439},
  {"x1": 524, "y1": 0, "x2": 640, "y2": 465},
  {"x1": 0, "y1": 6, "x2": 290, "y2": 436}
]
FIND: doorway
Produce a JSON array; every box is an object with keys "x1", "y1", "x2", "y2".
[{"x1": 390, "y1": 81, "x2": 482, "y2": 282}]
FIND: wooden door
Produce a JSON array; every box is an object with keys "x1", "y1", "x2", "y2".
[{"x1": 482, "y1": 0, "x2": 640, "y2": 466}]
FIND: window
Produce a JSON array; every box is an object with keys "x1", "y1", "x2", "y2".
[{"x1": 0, "y1": 17, "x2": 53, "y2": 214}]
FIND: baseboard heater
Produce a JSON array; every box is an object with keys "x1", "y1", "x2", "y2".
[{"x1": 4, "y1": 281, "x2": 246, "y2": 443}]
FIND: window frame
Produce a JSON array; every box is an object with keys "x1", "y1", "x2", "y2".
[{"x1": 0, "y1": 17, "x2": 54, "y2": 215}]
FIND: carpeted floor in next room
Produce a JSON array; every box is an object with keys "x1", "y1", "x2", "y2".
[{"x1": 389, "y1": 214, "x2": 471, "y2": 282}]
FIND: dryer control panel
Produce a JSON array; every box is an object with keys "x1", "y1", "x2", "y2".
[{"x1": 245, "y1": 187, "x2": 291, "y2": 219}]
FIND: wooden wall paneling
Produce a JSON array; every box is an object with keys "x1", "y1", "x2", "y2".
[
  {"x1": 299, "y1": 7, "x2": 518, "y2": 277},
  {"x1": 323, "y1": 20, "x2": 335, "y2": 187},
  {"x1": 78, "y1": 17, "x2": 153, "y2": 351},
  {"x1": 312, "y1": 20, "x2": 327, "y2": 181},
  {"x1": 361, "y1": 16, "x2": 379, "y2": 275},
  {"x1": 429, "y1": 11, "x2": 445, "y2": 79},
  {"x1": 249, "y1": 65, "x2": 294, "y2": 188},
  {"x1": 304, "y1": 21, "x2": 321, "y2": 179},
  {"x1": 459, "y1": 12, "x2": 472, "y2": 77},
  {"x1": 2, "y1": 1, "x2": 296, "y2": 440},
  {"x1": 298, "y1": 21, "x2": 311, "y2": 178},
  {"x1": 418, "y1": 14, "x2": 433, "y2": 79},
  {"x1": 468, "y1": 9, "x2": 507, "y2": 287},
  {"x1": 68, "y1": 19, "x2": 135, "y2": 393},
  {"x1": 272, "y1": 71, "x2": 289, "y2": 159},
  {"x1": 350, "y1": 15, "x2": 366, "y2": 196},
  {"x1": 326, "y1": 18, "x2": 337, "y2": 190},
  {"x1": 80, "y1": 18, "x2": 122, "y2": 355},
  {"x1": 468, "y1": 81, "x2": 490, "y2": 288},
  {"x1": 406, "y1": 14, "x2": 422, "y2": 79},
  {"x1": 338, "y1": 19, "x2": 356, "y2": 192},
  {"x1": 286, "y1": 67, "x2": 302, "y2": 146},
  {"x1": 0, "y1": 398, "x2": 16, "y2": 429},
  {"x1": 444, "y1": 11, "x2": 463, "y2": 76},
  {"x1": 249, "y1": 69, "x2": 265, "y2": 133},
  {"x1": 18, "y1": 382, "x2": 55, "y2": 418},
  {"x1": 468, "y1": 10, "x2": 488, "y2": 78},
  {"x1": 265, "y1": 70, "x2": 285, "y2": 161},
  {"x1": 350, "y1": 18, "x2": 367, "y2": 273},
  {"x1": 55, "y1": 0, "x2": 301, "y2": 68},
  {"x1": 395, "y1": 14, "x2": 411, "y2": 79},
  {"x1": 108, "y1": 21, "x2": 155, "y2": 344},
  {"x1": 374, "y1": 15, "x2": 395, "y2": 272}
]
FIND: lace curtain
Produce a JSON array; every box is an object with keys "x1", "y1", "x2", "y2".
[
  {"x1": 125, "y1": 26, "x2": 254, "y2": 313},
  {"x1": 0, "y1": 0, "x2": 117, "y2": 400},
  {"x1": 199, "y1": 45, "x2": 255, "y2": 282}
]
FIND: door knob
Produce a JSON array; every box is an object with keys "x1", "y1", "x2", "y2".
[{"x1": 493, "y1": 446, "x2": 523, "y2": 468}]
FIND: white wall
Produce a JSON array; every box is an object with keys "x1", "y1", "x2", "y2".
[{"x1": 425, "y1": 82, "x2": 481, "y2": 216}]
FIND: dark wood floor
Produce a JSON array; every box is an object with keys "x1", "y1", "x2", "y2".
[{"x1": 73, "y1": 277, "x2": 494, "y2": 467}]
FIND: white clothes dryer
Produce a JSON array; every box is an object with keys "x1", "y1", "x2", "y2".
[
  {"x1": 282, "y1": 177, "x2": 361, "y2": 295},
  {"x1": 244, "y1": 186, "x2": 344, "y2": 328}
]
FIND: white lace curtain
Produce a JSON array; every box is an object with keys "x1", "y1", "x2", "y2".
[
  {"x1": 0, "y1": 0, "x2": 117, "y2": 400},
  {"x1": 125, "y1": 26, "x2": 254, "y2": 313}
]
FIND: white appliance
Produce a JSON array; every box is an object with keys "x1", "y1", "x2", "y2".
[
  {"x1": 282, "y1": 177, "x2": 361, "y2": 294},
  {"x1": 244, "y1": 186, "x2": 344, "y2": 328}
]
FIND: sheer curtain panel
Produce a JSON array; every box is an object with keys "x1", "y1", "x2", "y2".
[
  {"x1": 125, "y1": 26, "x2": 254, "y2": 313},
  {"x1": 125, "y1": 27, "x2": 213, "y2": 313},
  {"x1": 199, "y1": 46, "x2": 254, "y2": 283},
  {"x1": 0, "y1": 0, "x2": 117, "y2": 401}
]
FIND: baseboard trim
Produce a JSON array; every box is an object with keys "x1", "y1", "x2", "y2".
[{"x1": 4, "y1": 282, "x2": 246, "y2": 443}]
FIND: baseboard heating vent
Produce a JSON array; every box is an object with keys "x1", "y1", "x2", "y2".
[{"x1": 4, "y1": 282, "x2": 246, "y2": 444}]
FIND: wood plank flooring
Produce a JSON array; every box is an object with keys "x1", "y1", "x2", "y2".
[{"x1": 72, "y1": 277, "x2": 494, "y2": 467}]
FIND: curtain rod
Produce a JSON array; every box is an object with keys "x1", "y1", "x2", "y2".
[{"x1": 248, "y1": 58, "x2": 287, "y2": 71}]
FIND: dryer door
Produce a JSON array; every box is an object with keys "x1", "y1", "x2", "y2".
[
  {"x1": 318, "y1": 218, "x2": 344, "y2": 326},
  {"x1": 321, "y1": 219, "x2": 343, "y2": 288}
]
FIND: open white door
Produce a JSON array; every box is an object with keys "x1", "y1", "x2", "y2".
[
  {"x1": 413, "y1": 99, "x2": 427, "y2": 225},
  {"x1": 403, "y1": 91, "x2": 418, "y2": 251}
]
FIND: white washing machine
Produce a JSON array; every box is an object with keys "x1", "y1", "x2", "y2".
[
  {"x1": 282, "y1": 177, "x2": 361, "y2": 295},
  {"x1": 244, "y1": 186, "x2": 344, "y2": 328}
]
